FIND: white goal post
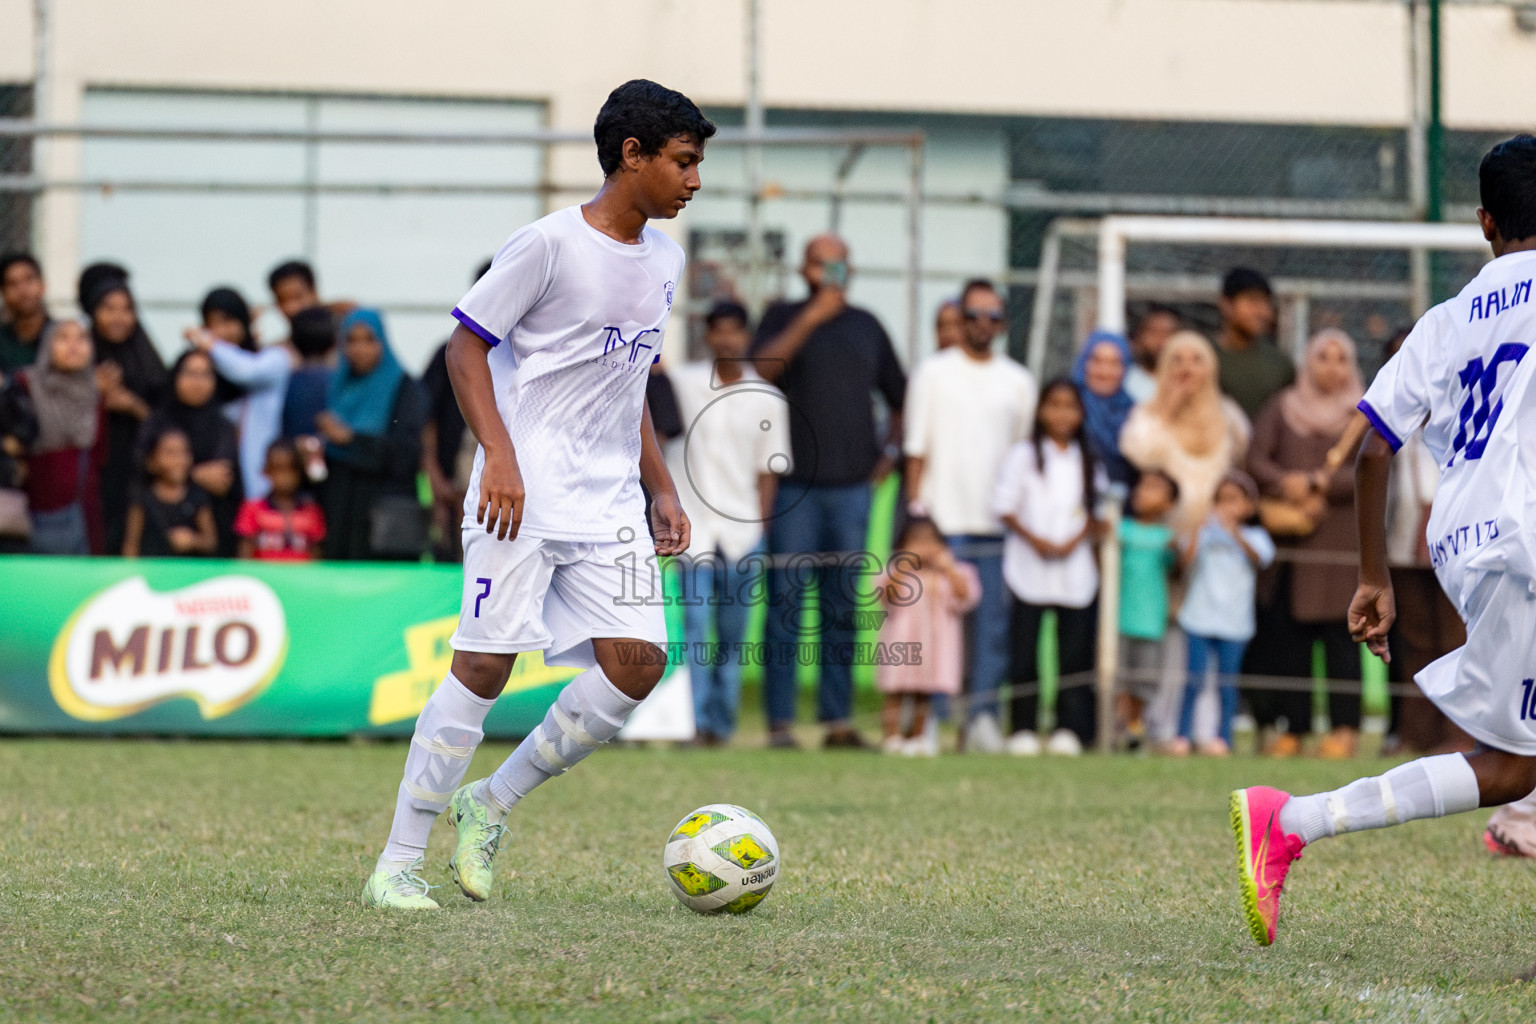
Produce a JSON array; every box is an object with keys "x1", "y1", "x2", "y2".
[
  {"x1": 1095, "y1": 215, "x2": 1491, "y2": 334},
  {"x1": 1083, "y1": 215, "x2": 1492, "y2": 753}
]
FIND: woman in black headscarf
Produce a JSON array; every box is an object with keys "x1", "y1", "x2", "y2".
[
  {"x1": 139, "y1": 349, "x2": 241, "y2": 555},
  {"x1": 198, "y1": 286, "x2": 257, "y2": 405},
  {"x1": 88, "y1": 274, "x2": 168, "y2": 554}
]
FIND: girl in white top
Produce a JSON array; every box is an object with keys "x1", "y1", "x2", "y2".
[{"x1": 992, "y1": 378, "x2": 1106, "y2": 755}]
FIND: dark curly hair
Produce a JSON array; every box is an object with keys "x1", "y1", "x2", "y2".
[
  {"x1": 594, "y1": 80, "x2": 716, "y2": 177},
  {"x1": 1481, "y1": 134, "x2": 1536, "y2": 243}
]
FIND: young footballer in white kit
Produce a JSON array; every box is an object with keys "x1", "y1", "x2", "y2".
[
  {"x1": 362, "y1": 80, "x2": 712, "y2": 909},
  {"x1": 1231, "y1": 134, "x2": 1536, "y2": 945}
]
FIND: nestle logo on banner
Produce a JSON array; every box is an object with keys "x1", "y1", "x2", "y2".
[{"x1": 48, "y1": 575, "x2": 288, "y2": 721}]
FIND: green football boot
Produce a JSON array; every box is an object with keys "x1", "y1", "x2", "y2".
[
  {"x1": 361, "y1": 859, "x2": 439, "y2": 910},
  {"x1": 447, "y1": 782, "x2": 509, "y2": 902}
]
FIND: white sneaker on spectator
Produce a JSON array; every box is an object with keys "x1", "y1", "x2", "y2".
[
  {"x1": 965, "y1": 713, "x2": 1005, "y2": 754},
  {"x1": 1006, "y1": 730, "x2": 1041, "y2": 756},
  {"x1": 881, "y1": 735, "x2": 906, "y2": 755},
  {"x1": 1046, "y1": 729, "x2": 1083, "y2": 756},
  {"x1": 905, "y1": 734, "x2": 938, "y2": 757},
  {"x1": 920, "y1": 716, "x2": 940, "y2": 755}
]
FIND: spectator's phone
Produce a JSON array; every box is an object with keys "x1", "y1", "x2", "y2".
[{"x1": 822, "y1": 260, "x2": 849, "y2": 289}]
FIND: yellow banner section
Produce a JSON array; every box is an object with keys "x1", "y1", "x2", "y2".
[{"x1": 368, "y1": 616, "x2": 581, "y2": 725}]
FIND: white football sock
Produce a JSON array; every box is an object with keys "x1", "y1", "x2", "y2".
[
  {"x1": 378, "y1": 674, "x2": 495, "y2": 870},
  {"x1": 1278, "y1": 753, "x2": 1481, "y2": 845},
  {"x1": 483, "y1": 665, "x2": 639, "y2": 816}
]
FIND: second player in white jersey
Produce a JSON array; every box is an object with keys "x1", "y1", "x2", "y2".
[
  {"x1": 1359, "y1": 248, "x2": 1536, "y2": 753},
  {"x1": 1228, "y1": 134, "x2": 1536, "y2": 952}
]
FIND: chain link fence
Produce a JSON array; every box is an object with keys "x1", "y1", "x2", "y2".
[{"x1": 0, "y1": 85, "x2": 31, "y2": 254}]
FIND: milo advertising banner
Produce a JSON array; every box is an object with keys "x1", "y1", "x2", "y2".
[{"x1": 0, "y1": 556, "x2": 678, "y2": 738}]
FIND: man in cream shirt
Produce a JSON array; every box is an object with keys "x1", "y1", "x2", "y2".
[{"x1": 903, "y1": 279, "x2": 1038, "y2": 752}]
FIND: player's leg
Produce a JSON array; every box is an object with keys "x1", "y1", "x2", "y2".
[
  {"x1": 1236, "y1": 568, "x2": 1536, "y2": 942},
  {"x1": 451, "y1": 533, "x2": 671, "y2": 899},
  {"x1": 474, "y1": 638, "x2": 664, "y2": 819},
  {"x1": 364, "y1": 528, "x2": 554, "y2": 909},
  {"x1": 1233, "y1": 748, "x2": 1536, "y2": 945},
  {"x1": 445, "y1": 637, "x2": 663, "y2": 901},
  {"x1": 1485, "y1": 786, "x2": 1536, "y2": 856}
]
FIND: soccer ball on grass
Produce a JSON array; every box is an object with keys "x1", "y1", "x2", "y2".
[{"x1": 662, "y1": 803, "x2": 780, "y2": 914}]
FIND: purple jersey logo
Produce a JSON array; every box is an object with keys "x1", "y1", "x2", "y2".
[{"x1": 601, "y1": 326, "x2": 661, "y2": 363}]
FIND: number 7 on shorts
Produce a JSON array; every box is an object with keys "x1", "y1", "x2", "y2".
[{"x1": 474, "y1": 577, "x2": 492, "y2": 618}]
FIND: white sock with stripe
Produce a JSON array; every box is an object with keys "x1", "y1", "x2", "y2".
[
  {"x1": 1277, "y1": 753, "x2": 1481, "y2": 845},
  {"x1": 378, "y1": 673, "x2": 494, "y2": 872},
  {"x1": 481, "y1": 665, "x2": 639, "y2": 817}
]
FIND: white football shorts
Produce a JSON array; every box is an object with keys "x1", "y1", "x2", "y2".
[
  {"x1": 1418, "y1": 569, "x2": 1536, "y2": 756},
  {"x1": 450, "y1": 524, "x2": 669, "y2": 671}
]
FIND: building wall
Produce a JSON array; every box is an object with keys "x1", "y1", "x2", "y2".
[
  {"x1": 4, "y1": 0, "x2": 1536, "y2": 365},
  {"x1": 10, "y1": 2, "x2": 1536, "y2": 131}
]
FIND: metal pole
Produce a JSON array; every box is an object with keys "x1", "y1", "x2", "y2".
[
  {"x1": 1094, "y1": 494, "x2": 1123, "y2": 754},
  {"x1": 1096, "y1": 220, "x2": 1127, "y2": 334},
  {"x1": 1406, "y1": 0, "x2": 1431, "y2": 314},
  {"x1": 1425, "y1": 0, "x2": 1447, "y2": 309},
  {"x1": 744, "y1": 0, "x2": 765, "y2": 316},
  {"x1": 302, "y1": 97, "x2": 319, "y2": 262},
  {"x1": 905, "y1": 138, "x2": 923, "y2": 367},
  {"x1": 1025, "y1": 217, "x2": 1070, "y2": 379},
  {"x1": 1427, "y1": 0, "x2": 1443, "y2": 226},
  {"x1": 30, "y1": 0, "x2": 52, "y2": 255},
  {"x1": 828, "y1": 143, "x2": 866, "y2": 236}
]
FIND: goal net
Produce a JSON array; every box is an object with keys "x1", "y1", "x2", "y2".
[
  {"x1": 1038, "y1": 216, "x2": 1495, "y2": 750},
  {"x1": 1024, "y1": 215, "x2": 1492, "y2": 381}
]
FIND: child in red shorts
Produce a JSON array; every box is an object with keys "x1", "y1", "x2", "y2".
[{"x1": 234, "y1": 439, "x2": 326, "y2": 561}]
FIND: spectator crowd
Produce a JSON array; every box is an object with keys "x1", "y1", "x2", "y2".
[
  {"x1": 0, "y1": 240, "x2": 1464, "y2": 761},
  {"x1": 0, "y1": 253, "x2": 477, "y2": 566}
]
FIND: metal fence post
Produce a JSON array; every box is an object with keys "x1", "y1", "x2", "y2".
[{"x1": 1095, "y1": 493, "x2": 1123, "y2": 754}]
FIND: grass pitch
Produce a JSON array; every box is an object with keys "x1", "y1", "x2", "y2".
[{"x1": 2, "y1": 739, "x2": 1534, "y2": 1023}]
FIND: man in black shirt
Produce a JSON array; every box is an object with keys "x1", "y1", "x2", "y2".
[{"x1": 752, "y1": 234, "x2": 906, "y2": 749}]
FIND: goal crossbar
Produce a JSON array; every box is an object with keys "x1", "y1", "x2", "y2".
[{"x1": 1096, "y1": 215, "x2": 1491, "y2": 334}]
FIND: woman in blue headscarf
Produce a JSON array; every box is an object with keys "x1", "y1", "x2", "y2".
[
  {"x1": 316, "y1": 309, "x2": 426, "y2": 560},
  {"x1": 1071, "y1": 328, "x2": 1136, "y2": 489}
]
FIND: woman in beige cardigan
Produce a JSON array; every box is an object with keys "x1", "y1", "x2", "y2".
[
  {"x1": 1118, "y1": 331, "x2": 1250, "y2": 743},
  {"x1": 1119, "y1": 331, "x2": 1251, "y2": 534}
]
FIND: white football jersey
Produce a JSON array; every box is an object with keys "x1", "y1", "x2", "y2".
[
  {"x1": 452, "y1": 206, "x2": 685, "y2": 541},
  {"x1": 1361, "y1": 249, "x2": 1536, "y2": 469},
  {"x1": 1361, "y1": 249, "x2": 1536, "y2": 595}
]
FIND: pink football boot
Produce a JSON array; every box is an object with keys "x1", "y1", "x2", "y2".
[{"x1": 1230, "y1": 786, "x2": 1306, "y2": 946}]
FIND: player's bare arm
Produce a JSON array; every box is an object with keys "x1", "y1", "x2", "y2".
[
  {"x1": 1348, "y1": 425, "x2": 1395, "y2": 661},
  {"x1": 639, "y1": 400, "x2": 690, "y2": 556},
  {"x1": 445, "y1": 322, "x2": 524, "y2": 540}
]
